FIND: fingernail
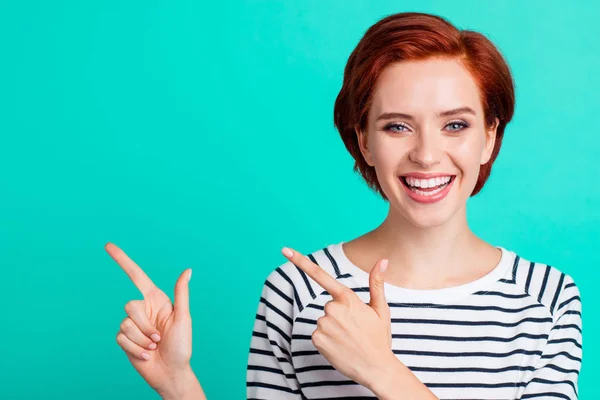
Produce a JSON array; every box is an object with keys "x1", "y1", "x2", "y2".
[
  {"x1": 151, "y1": 333, "x2": 161, "y2": 342},
  {"x1": 282, "y1": 247, "x2": 293, "y2": 257},
  {"x1": 141, "y1": 352, "x2": 151, "y2": 360},
  {"x1": 148, "y1": 342, "x2": 157, "y2": 350},
  {"x1": 188, "y1": 269, "x2": 192, "y2": 282},
  {"x1": 380, "y1": 259, "x2": 388, "y2": 273}
]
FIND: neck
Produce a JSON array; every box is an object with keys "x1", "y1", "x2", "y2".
[{"x1": 365, "y1": 204, "x2": 489, "y2": 288}]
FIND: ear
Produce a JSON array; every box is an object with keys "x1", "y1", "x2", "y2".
[
  {"x1": 481, "y1": 117, "x2": 499, "y2": 165},
  {"x1": 355, "y1": 126, "x2": 374, "y2": 166}
]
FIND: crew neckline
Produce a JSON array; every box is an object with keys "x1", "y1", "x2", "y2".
[{"x1": 327, "y1": 241, "x2": 514, "y2": 303}]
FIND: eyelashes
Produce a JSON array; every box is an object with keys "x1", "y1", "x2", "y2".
[{"x1": 383, "y1": 120, "x2": 470, "y2": 133}]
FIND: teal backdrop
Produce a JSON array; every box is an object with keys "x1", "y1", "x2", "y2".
[{"x1": 1, "y1": 0, "x2": 597, "y2": 398}]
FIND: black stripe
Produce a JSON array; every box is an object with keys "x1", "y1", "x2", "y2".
[
  {"x1": 252, "y1": 331, "x2": 268, "y2": 339},
  {"x1": 294, "y1": 364, "x2": 336, "y2": 373},
  {"x1": 389, "y1": 316, "x2": 553, "y2": 328},
  {"x1": 393, "y1": 348, "x2": 542, "y2": 358},
  {"x1": 558, "y1": 295, "x2": 580, "y2": 312},
  {"x1": 511, "y1": 255, "x2": 520, "y2": 282},
  {"x1": 264, "y1": 280, "x2": 293, "y2": 305},
  {"x1": 302, "y1": 255, "x2": 318, "y2": 299},
  {"x1": 540, "y1": 351, "x2": 582, "y2": 363},
  {"x1": 301, "y1": 380, "x2": 359, "y2": 388},
  {"x1": 538, "y1": 264, "x2": 551, "y2": 303},
  {"x1": 251, "y1": 331, "x2": 292, "y2": 359},
  {"x1": 386, "y1": 302, "x2": 545, "y2": 313},
  {"x1": 293, "y1": 331, "x2": 549, "y2": 343},
  {"x1": 294, "y1": 364, "x2": 537, "y2": 374},
  {"x1": 260, "y1": 297, "x2": 293, "y2": 325},
  {"x1": 547, "y1": 338, "x2": 582, "y2": 349},
  {"x1": 246, "y1": 381, "x2": 301, "y2": 394},
  {"x1": 542, "y1": 364, "x2": 580, "y2": 375},
  {"x1": 295, "y1": 317, "x2": 317, "y2": 324},
  {"x1": 521, "y1": 393, "x2": 572, "y2": 400},
  {"x1": 276, "y1": 267, "x2": 303, "y2": 311},
  {"x1": 565, "y1": 282, "x2": 576, "y2": 289},
  {"x1": 501, "y1": 254, "x2": 520, "y2": 284},
  {"x1": 409, "y1": 365, "x2": 535, "y2": 374},
  {"x1": 425, "y1": 381, "x2": 528, "y2": 389},
  {"x1": 247, "y1": 364, "x2": 296, "y2": 380},
  {"x1": 256, "y1": 314, "x2": 292, "y2": 344},
  {"x1": 552, "y1": 323, "x2": 582, "y2": 334},
  {"x1": 248, "y1": 348, "x2": 290, "y2": 364},
  {"x1": 320, "y1": 286, "x2": 370, "y2": 296},
  {"x1": 473, "y1": 291, "x2": 530, "y2": 299},
  {"x1": 323, "y1": 246, "x2": 341, "y2": 277},
  {"x1": 390, "y1": 332, "x2": 549, "y2": 343},
  {"x1": 296, "y1": 315, "x2": 554, "y2": 327},
  {"x1": 529, "y1": 377, "x2": 577, "y2": 396},
  {"x1": 550, "y1": 273, "x2": 565, "y2": 315},
  {"x1": 525, "y1": 261, "x2": 535, "y2": 294},
  {"x1": 251, "y1": 332, "x2": 292, "y2": 358},
  {"x1": 293, "y1": 348, "x2": 542, "y2": 358}
]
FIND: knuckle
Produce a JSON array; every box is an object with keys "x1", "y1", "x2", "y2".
[
  {"x1": 120, "y1": 318, "x2": 132, "y2": 332},
  {"x1": 311, "y1": 330, "x2": 323, "y2": 347},
  {"x1": 124, "y1": 301, "x2": 135, "y2": 314},
  {"x1": 316, "y1": 316, "x2": 327, "y2": 330},
  {"x1": 323, "y1": 302, "x2": 334, "y2": 315},
  {"x1": 116, "y1": 332, "x2": 125, "y2": 345}
]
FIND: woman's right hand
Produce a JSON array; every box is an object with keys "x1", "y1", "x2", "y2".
[{"x1": 105, "y1": 242, "x2": 206, "y2": 400}]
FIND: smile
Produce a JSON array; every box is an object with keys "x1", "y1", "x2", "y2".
[{"x1": 399, "y1": 174, "x2": 456, "y2": 203}]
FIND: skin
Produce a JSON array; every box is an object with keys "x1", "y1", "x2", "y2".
[{"x1": 109, "y1": 57, "x2": 504, "y2": 399}]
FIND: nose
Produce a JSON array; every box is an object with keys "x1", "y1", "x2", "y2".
[{"x1": 408, "y1": 131, "x2": 441, "y2": 168}]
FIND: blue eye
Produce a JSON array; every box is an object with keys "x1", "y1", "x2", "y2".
[
  {"x1": 384, "y1": 123, "x2": 410, "y2": 133},
  {"x1": 446, "y1": 121, "x2": 469, "y2": 132}
]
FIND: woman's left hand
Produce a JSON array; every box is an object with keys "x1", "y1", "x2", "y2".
[{"x1": 281, "y1": 246, "x2": 401, "y2": 391}]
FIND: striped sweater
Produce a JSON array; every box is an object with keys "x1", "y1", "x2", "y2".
[{"x1": 246, "y1": 242, "x2": 583, "y2": 399}]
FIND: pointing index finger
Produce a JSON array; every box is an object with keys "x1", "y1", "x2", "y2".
[
  {"x1": 105, "y1": 243, "x2": 157, "y2": 296},
  {"x1": 282, "y1": 247, "x2": 349, "y2": 299}
]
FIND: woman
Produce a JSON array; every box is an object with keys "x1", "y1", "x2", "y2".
[{"x1": 107, "y1": 11, "x2": 582, "y2": 400}]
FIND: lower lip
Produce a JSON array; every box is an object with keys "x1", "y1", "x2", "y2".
[{"x1": 399, "y1": 176, "x2": 455, "y2": 204}]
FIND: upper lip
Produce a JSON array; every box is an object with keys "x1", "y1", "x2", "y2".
[{"x1": 400, "y1": 172, "x2": 456, "y2": 179}]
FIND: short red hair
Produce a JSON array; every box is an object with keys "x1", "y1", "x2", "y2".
[{"x1": 334, "y1": 12, "x2": 515, "y2": 199}]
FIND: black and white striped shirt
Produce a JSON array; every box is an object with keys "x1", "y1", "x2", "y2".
[{"x1": 246, "y1": 242, "x2": 583, "y2": 399}]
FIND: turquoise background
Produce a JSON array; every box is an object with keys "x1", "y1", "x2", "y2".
[{"x1": 0, "y1": 0, "x2": 596, "y2": 398}]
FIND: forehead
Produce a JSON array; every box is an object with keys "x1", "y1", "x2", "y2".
[{"x1": 370, "y1": 58, "x2": 482, "y2": 117}]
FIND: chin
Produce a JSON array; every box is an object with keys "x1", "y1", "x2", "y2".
[
  {"x1": 382, "y1": 175, "x2": 469, "y2": 228},
  {"x1": 401, "y1": 207, "x2": 456, "y2": 228}
]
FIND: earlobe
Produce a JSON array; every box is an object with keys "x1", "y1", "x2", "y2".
[
  {"x1": 481, "y1": 117, "x2": 499, "y2": 165},
  {"x1": 355, "y1": 127, "x2": 374, "y2": 166}
]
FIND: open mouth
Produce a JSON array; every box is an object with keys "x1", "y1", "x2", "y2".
[{"x1": 400, "y1": 175, "x2": 456, "y2": 197}]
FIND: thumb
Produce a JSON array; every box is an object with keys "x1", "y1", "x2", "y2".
[
  {"x1": 174, "y1": 268, "x2": 192, "y2": 320},
  {"x1": 369, "y1": 259, "x2": 389, "y2": 318}
]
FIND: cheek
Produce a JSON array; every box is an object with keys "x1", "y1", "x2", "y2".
[
  {"x1": 451, "y1": 136, "x2": 486, "y2": 174},
  {"x1": 371, "y1": 140, "x2": 403, "y2": 170}
]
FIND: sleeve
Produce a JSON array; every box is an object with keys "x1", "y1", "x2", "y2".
[
  {"x1": 246, "y1": 267, "x2": 303, "y2": 399},
  {"x1": 520, "y1": 275, "x2": 583, "y2": 399}
]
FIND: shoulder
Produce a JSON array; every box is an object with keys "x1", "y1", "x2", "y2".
[
  {"x1": 507, "y1": 250, "x2": 581, "y2": 321},
  {"x1": 261, "y1": 244, "x2": 342, "y2": 314}
]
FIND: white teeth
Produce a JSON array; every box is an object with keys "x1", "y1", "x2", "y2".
[
  {"x1": 405, "y1": 176, "x2": 451, "y2": 188},
  {"x1": 413, "y1": 186, "x2": 445, "y2": 196}
]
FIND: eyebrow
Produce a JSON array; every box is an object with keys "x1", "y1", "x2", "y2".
[{"x1": 376, "y1": 107, "x2": 477, "y2": 121}]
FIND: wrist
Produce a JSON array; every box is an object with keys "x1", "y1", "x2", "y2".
[
  {"x1": 368, "y1": 355, "x2": 437, "y2": 400},
  {"x1": 158, "y1": 365, "x2": 206, "y2": 400},
  {"x1": 366, "y1": 353, "x2": 406, "y2": 398}
]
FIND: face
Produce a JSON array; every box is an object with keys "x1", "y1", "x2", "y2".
[{"x1": 357, "y1": 58, "x2": 499, "y2": 228}]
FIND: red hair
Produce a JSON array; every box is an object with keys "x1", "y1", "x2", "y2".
[{"x1": 334, "y1": 12, "x2": 515, "y2": 199}]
